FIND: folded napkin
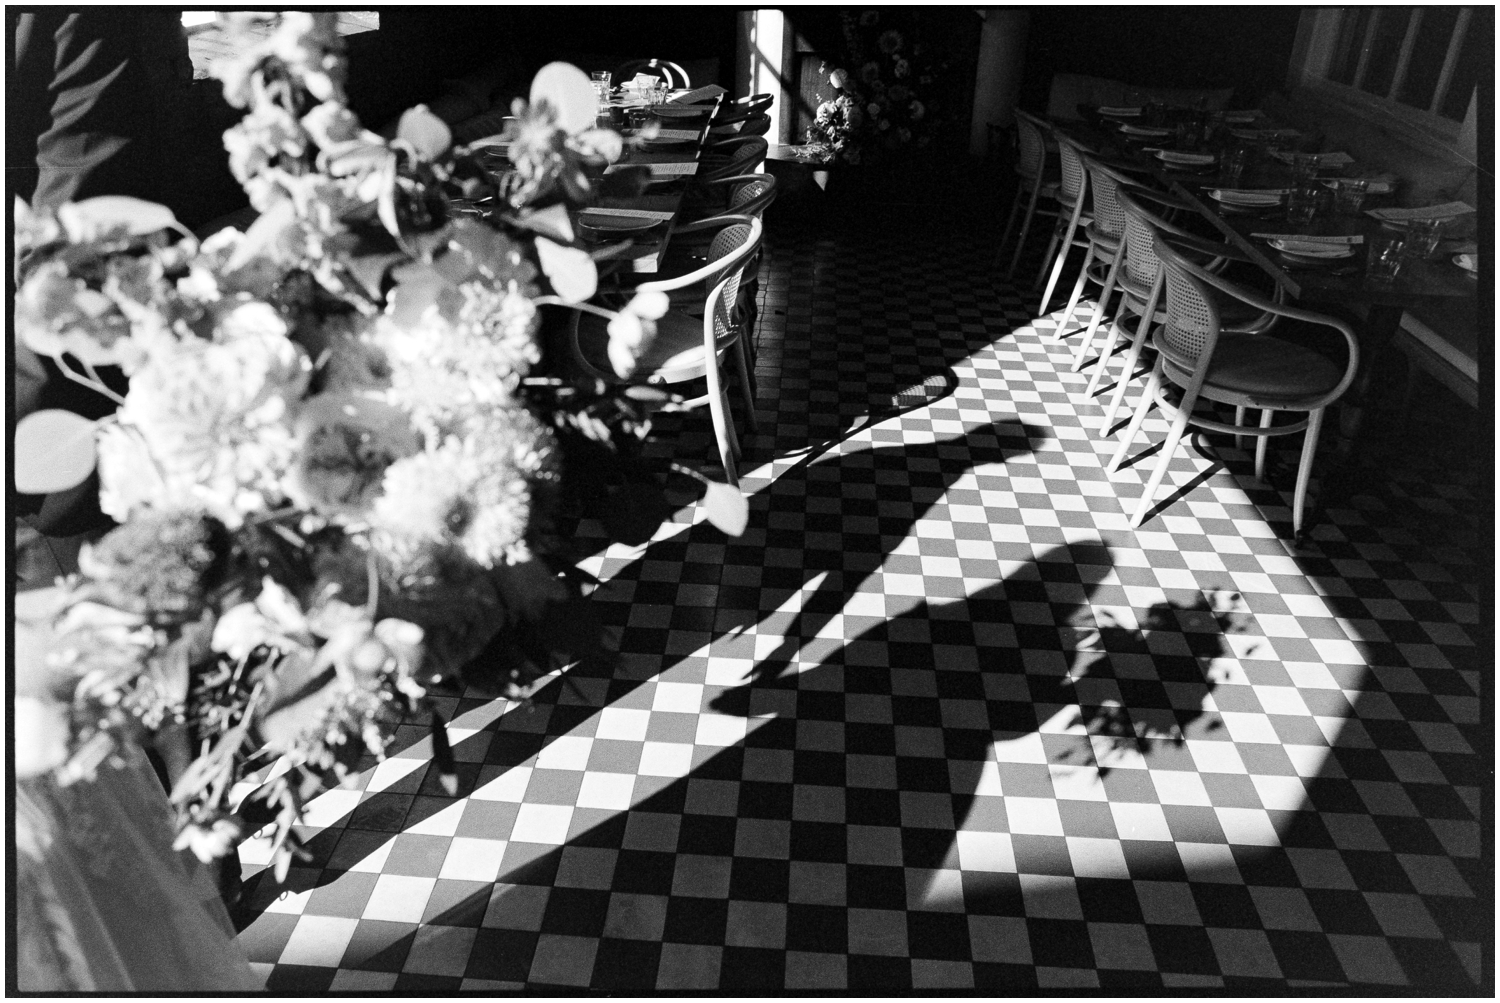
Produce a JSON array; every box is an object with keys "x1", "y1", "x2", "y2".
[
  {"x1": 1321, "y1": 177, "x2": 1395, "y2": 195},
  {"x1": 1211, "y1": 189, "x2": 1285, "y2": 205},
  {"x1": 653, "y1": 105, "x2": 710, "y2": 118},
  {"x1": 1367, "y1": 201, "x2": 1475, "y2": 221},
  {"x1": 1271, "y1": 150, "x2": 1354, "y2": 167},
  {"x1": 605, "y1": 160, "x2": 699, "y2": 177},
  {"x1": 1157, "y1": 151, "x2": 1216, "y2": 165},
  {"x1": 642, "y1": 128, "x2": 701, "y2": 142},
  {"x1": 1250, "y1": 233, "x2": 1364, "y2": 244},
  {"x1": 668, "y1": 84, "x2": 726, "y2": 105},
  {"x1": 580, "y1": 207, "x2": 674, "y2": 221},
  {"x1": 1120, "y1": 123, "x2": 1171, "y2": 136},
  {"x1": 1097, "y1": 106, "x2": 1142, "y2": 116},
  {"x1": 1230, "y1": 127, "x2": 1301, "y2": 140}
]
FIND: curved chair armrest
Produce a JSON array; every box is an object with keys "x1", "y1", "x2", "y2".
[
  {"x1": 633, "y1": 215, "x2": 759, "y2": 294},
  {"x1": 1161, "y1": 228, "x2": 1255, "y2": 263},
  {"x1": 689, "y1": 173, "x2": 764, "y2": 193}
]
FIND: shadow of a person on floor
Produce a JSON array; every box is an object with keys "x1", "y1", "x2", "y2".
[{"x1": 249, "y1": 543, "x2": 1251, "y2": 993}]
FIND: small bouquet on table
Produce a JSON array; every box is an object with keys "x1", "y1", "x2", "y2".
[{"x1": 13, "y1": 13, "x2": 746, "y2": 882}]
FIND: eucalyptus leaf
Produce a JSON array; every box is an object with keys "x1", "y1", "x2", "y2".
[{"x1": 13, "y1": 409, "x2": 97, "y2": 494}]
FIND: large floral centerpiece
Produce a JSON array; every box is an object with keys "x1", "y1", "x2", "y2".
[
  {"x1": 804, "y1": 9, "x2": 953, "y2": 165},
  {"x1": 12, "y1": 14, "x2": 740, "y2": 878}
]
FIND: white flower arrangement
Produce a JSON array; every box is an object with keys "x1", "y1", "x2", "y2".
[{"x1": 13, "y1": 12, "x2": 740, "y2": 879}]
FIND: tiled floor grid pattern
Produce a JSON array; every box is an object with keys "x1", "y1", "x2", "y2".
[{"x1": 234, "y1": 204, "x2": 1487, "y2": 993}]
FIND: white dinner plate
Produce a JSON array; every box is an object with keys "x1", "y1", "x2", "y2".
[{"x1": 1156, "y1": 151, "x2": 1216, "y2": 166}]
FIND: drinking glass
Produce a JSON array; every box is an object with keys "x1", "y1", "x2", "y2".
[
  {"x1": 1221, "y1": 144, "x2": 1249, "y2": 182},
  {"x1": 1366, "y1": 232, "x2": 1405, "y2": 285},
  {"x1": 1286, "y1": 183, "x2": 1321, "y2": 225},
  {"x1": 1402, "y1": 217, "x2": 1443, "y2": 260},
  {"x1": 1290, "y1": 153, "x2": 1322, "y2": 184},
  {"x1": 591, "y1": 70, "x2": 613, "y2": 114},
  {"x1": 1332, "y1": 178, "x2": 1369, "y2": 215}
]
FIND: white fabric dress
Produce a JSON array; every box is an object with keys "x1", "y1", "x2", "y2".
[{"x1": 13, "y1": 586, "x2": 265, "y2": 993}]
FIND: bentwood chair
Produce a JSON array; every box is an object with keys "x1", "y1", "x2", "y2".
[
  {"x1": 613, "y1": 58, "x2": 691, "y2": 90},
  {"x1": 1082, "y1": 185, "x2": 1275, "y2": 431},
  {"x1": 1059, "y1": 157, "x2": 1207, "y2": 374},
  {"x1": 712, "y1": 93, "x2": 773, "y2": 126},
  {"x1": 573, "y1": 216, "x2": 763, "y2": 485},
  {"x1": 709, "y1": 112, "x2": 771, "y2": 139},
  {"x1": 1035, "y1": 131, "x2": 1093, "y2": 317},
  {"x1": 995, "y1": 108, "x2": 1059, "y2": 280},
  {"x1": 1108, "y1": 233, "x2": 1358, "y2": 534},
  {"x1": 698, "y1": 136, "x2": 769, "y2": 182}
]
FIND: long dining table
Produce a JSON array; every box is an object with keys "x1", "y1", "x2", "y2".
[
  {"x1": 582, "y1": 84, "x2": 726, "y2": 273},
  {"x1": 1058, "y1": 107, "x2": 1480, "y2": 513}
]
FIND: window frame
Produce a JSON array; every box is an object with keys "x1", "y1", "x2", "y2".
[{"x1": 1289, "y1": 7, "x2": 1477, "y2": 157}]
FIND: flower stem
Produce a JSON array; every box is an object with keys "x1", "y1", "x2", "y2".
[{"x1": 52, "y1": 354, "x2": 127, "y2": 407}]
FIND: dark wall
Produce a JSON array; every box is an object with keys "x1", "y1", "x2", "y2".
[
  {"x1": 349, "y1": 8, "x2": 738, "y2": 129},
  {"x1": 1017, "y1": 7, "x2": 1303, "y2": 114}
]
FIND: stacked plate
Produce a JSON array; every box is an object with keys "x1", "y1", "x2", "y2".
[
  {"x1": 1119, "y1": 123, "x2": 1171, "y2": 137},
  {"x1": 1322, "y1": 178, "x2": 1395, "y2": 195},
  {"x1": 1208, "y1": 189, "x2": 1284, "y2": 213},
  {"x1": 1267, "y1": 238, "x2": 1355, "y2": 266},
  {"x1": 577, "y1": 213, "x2": 660, "y2": 241},
  {"x1": 1098, "y1": 106, "x2": 1142, "y2": 118},
  {"x1": 1156, "y1": 150, "x2": 1216, "y2": 169}
]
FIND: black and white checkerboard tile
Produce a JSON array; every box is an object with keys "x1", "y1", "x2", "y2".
[{"x1": 235, "y1": 204, "x2": 1486, "y2": 993}]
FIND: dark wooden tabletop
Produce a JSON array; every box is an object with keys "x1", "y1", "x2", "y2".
[{"x1": 1060, "y1": 109, "x2": 1479, "y2": 312}]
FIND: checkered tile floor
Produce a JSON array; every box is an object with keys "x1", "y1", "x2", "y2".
[{"x1": 234, "y1": 193, "x2": 1488, "y2": 993}]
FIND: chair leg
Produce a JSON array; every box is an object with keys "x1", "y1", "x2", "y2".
[
  {"x1": 1233, "y1": 406, "x2": 1247, "y2": 450},
  {"x1": 1108, "y1": 361, "x2": 1163, "y2": 474},
  {"x1": 1131, "y1": 402, "x2": 1195, "y2": 528},
  {"x1": 1292, "y1": 409, "x2": 1325, "y2": 535},
  {"x1": 1072, "y1": 261, "x2": 1119, "y2": 372},
  {"x1": 1254, "y1": 410, "x2": 1273, "y2": 481},
  {"x1": 703, "y1": 353, "x2": 739, "y2": 486},
  {"x1": 1006, "y1": 181, "x2": 1043, "y2": 280},
  {"x1": 1034, "y1": 218, "x2": 1064, "y2": 292},
  {"x1": 1038, "y1": 241, "x2": 1068, "y2": 316},
  {"x1": 1084, "y1": 311, "x2": 1129, "y2": 400},
  {"x1": 1053, "y1": 246, "x2": 1094, "y2": 339},
  {"x1": 731, "y1": 337, "x2": 758, "y2": 434},
  {"x1": 994, "y1": 190, "x2": 1024, "y2": 270},
  {"x1": 1099, "y1": 312, "x2": 1155, "y2": 438}
]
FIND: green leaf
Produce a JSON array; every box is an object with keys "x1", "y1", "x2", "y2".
[
  {"x1": 507, "y1": 204, "x2": 575, "y2": 245},
  {"x1": 388, "y1": 261, "x2": 446, "y2": 328},
  {"x1": 536, "y1": 237, "x2": 597, "y2": 303},
  {"x1": 396, "y1": 105, "x2": 453, "y2": 161},
  {"x1": 227, "y1": 198, "x2": 296, "y2": 272},
  {"x1": 13, "y1": 410, "x2": 97, "y2": 494},
  {"x1": 345, "y1": 249, "x2": 408, "y2": 300},
  {"x1": 701, "y1": 480, "x2": 749, "y2": 536},
  {"x1": 57, "y1": 196, "x2": 178, "y2": 243}
]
